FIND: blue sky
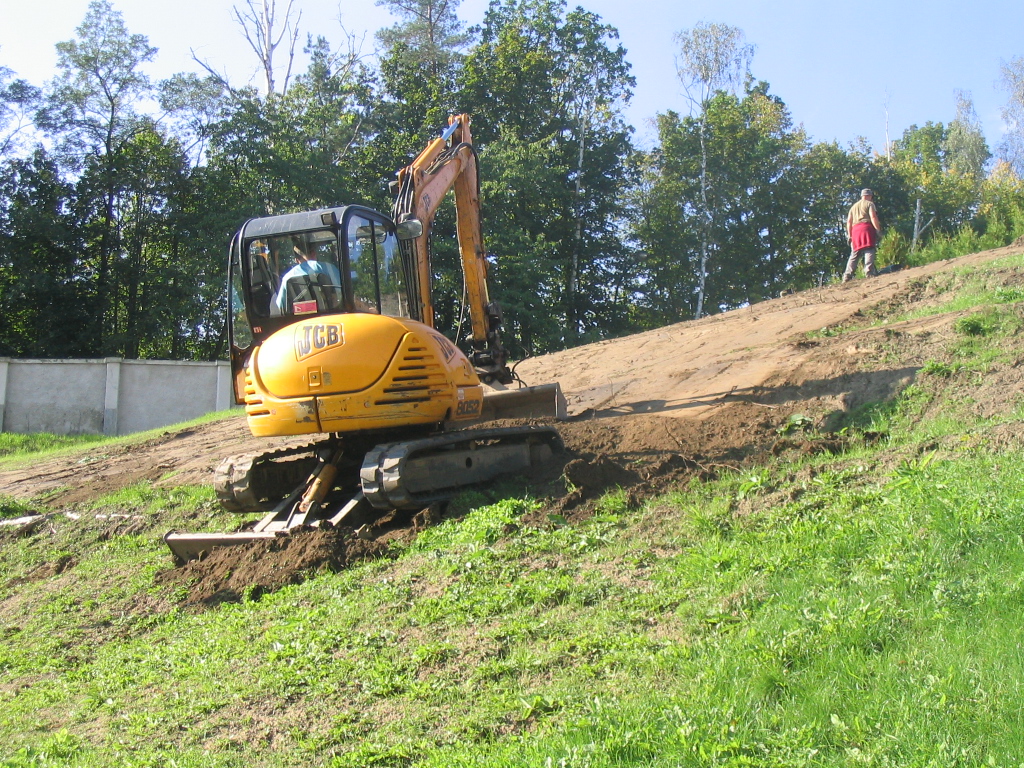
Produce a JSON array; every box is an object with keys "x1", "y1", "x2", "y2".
[{"x1": 2, "y1": 0, "x2": 1021, "y2": 155}]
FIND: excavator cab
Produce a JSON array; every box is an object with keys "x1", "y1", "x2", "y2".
[{"x1": 227, "y1": 206, "x2": 416, "y2": 404}]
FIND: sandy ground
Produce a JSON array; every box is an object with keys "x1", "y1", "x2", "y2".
[
  {"x1": 514, "y1": 246, "x2": 1022, "y2": 418},
  {"x1": 3, "y1": 241, "x2": 1023, "y2": 606},
  {"x1": 3, "y1": 243, "x2": 1018, "y2": 507}
]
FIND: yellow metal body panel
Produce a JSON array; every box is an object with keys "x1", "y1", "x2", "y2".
[
  {"x1": 243, "y1": 313, "x2": 484, "y2": 438},
  {"x1": 256, "y1": 313, "x2": 407, "y2": 397}
]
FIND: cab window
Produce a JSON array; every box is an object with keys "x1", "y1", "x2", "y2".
[
  {"x1": 247, "y1": 231, "x2": 343, "y2": 318},
  {"x1": 229, "y1": 247, "x2": 253, "y2": 348},
  {"x1": 346, "y1": 215, "x2": 411, "y2": 318}
]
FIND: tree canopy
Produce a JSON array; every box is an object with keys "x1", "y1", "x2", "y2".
[{"x1": 1, "y1": 2, "x2": 1022, "y2": 361}]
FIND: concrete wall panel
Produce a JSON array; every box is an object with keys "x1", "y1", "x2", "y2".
[
  {"x1": 118, "y1": 361, "x2": 223, "y2": 435},
  {"x1": 0, "y1": 358, "x2": 234, "y2": 436},
  {"x1": 3, "y1": 360, "x2": 107, "y2": 435}
]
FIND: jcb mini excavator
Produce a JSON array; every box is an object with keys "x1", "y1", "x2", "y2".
[{"x1": 165, "y1": 115, "x2": 565, "y2": 562}]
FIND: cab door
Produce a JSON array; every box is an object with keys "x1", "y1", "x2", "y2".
[{"x1": 343, "y1": 210, "x2": 414, "y2": 320}]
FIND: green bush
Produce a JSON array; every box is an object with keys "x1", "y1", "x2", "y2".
[
  {"x1": 921, "y1": 359, "x2": 959, "y2": 377},
  {"x1": 954, "y1": 312, "x2": 997, "y2": 337},
  {"x1": 955, "y1": 315, "x2": 985, "y2": 336},
  {"x1": 0, "y1": 495, "x2": 33, "y2": 520},
  {"x1": 877, "y1": 229, "x2": 909, "y2": 267}
]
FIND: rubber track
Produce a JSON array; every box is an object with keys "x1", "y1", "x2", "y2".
[
  {"x1": 360, "y1": 425, "x2": 562, "y2": 510},
  {"x1": 214, "y1": 442, "x2": 322, "y2": 513}
]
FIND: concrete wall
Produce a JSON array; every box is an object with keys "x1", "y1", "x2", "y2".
[{"x1": 0, "y1": 358, "x2": 235, "y2": 436}]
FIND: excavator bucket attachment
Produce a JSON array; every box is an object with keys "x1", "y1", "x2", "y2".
[{"x1": 476, "y1": 382, "x2": 567, "y2": 423}]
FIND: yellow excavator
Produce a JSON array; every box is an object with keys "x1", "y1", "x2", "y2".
[{"x1": 165, "y1": 115, "x2": 565, "y2": 562}]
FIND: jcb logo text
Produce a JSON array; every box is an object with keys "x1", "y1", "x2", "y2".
[{"x1": 295, "y1": 323, "x2": 344, "y2": 360}]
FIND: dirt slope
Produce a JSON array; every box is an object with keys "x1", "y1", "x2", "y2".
[
  {"x1": 514, "y1": 246, "x2": 1021, "y2": 419},
  {"x1": 3, "y1": 241, "x2": 1023, "y2": 606}
]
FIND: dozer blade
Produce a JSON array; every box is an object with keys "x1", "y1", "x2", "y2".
[
  {"x1": 474, "y1": 382, "x2": 567, "y2": 424},
  {"x1": 163, "y1": 530, "x2": 281, "y2": 564},
  {"x1": 165, "y1": 490, "x2": 368, "y2": 564}
]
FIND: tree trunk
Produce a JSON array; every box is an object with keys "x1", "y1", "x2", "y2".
[
  {"x1": 695, "y1": 113, "x2": 711, "y2": 319},
  {"x1": 569, "y1": 130, "x2": 586, "y2": 341}
]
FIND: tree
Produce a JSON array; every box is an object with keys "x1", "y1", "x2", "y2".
[
  {"x1": 890, "y1": 121, "x2": 984, "y2": 243},
  {"x1": 554, "y1": 7, "x2": 634, "y2": 341},
  {"x1": 974, "y1": 160, "x2": 1024, "y2": 242},
  {"x1": 0, "y1": 149, "x2": 93, "y2": 357},
  {"x1": 998, "y1": 56, "x2": 1024, "y2": 177},
  {"x1": 944, "y1": 90, "x2": 989, "y2": 182},
  {"x1": 36, "y1": 0, "x2": 159, "y2": 355},
  {"x1": 38, "y1": 0, "x2": 157, "y2": 160},
  {"x1": 232, "y1": 0, "x2": 302, "y2": 96},
  {"x1": 203, "y1": 34, "x2": 373, "y2": 219},
  {"x1": 782, "y1": 139, "x2": 868, "y2": 286},
  {"x1": 158, "y1": 73, "x2": 229, "y2": 167},
  {"x1": 0, "y1": 65, "x2": 40, "y2": 159},
  {"x1": 371, "y1": 0, "x2": 472, "y2": 184},
  {"x1": 459, "y1": 0, "x2": 637, "y2": 351},
  {"x1": 461, "y1": 0, "x2": 564, "y2": 143},
  {"x1": 628, "y1": 112, "x2": 701, "y2": 323},
  {"x1": 632, "y1": 77, "x2": 875, "y2": 323},
  {"x1": 376, "y1": 0, "x2": 470, "y2": 82},
  {"x1": 673, "y1": 21, "x2": 754, "y2": 318}
]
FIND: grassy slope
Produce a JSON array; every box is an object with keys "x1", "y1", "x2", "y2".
[
  {"x1": 2, "y1": 258, "x2": 1024, "y2": 767},
  {"x1": 0, "y1": 408, "x2": 242, "y2": 473}
]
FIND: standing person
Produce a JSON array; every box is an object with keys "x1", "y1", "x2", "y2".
[{"x1": 843, "y1": 188, "x2": 882, "y2": 282}]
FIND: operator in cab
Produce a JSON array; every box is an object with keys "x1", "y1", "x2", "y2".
[{"x1": 273, "y1": 237, "x2": 343, "y2": 314}]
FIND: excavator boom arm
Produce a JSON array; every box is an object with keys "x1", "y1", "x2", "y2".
[{"x1": 393, "y1": 114, "x2": 510, "y2": 382}]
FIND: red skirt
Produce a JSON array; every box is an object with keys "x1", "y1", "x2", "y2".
[{"x1": 851, "y1": 221, "x2": 876, "y2": 251}]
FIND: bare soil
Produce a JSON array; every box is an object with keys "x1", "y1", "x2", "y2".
[{"x1": 4, "y1": 241, "x2": 1024, "y2": 607}]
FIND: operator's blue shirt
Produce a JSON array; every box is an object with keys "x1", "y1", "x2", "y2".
[{"x1": 273, "y1": 259, "x2": 343, "y2": 312}]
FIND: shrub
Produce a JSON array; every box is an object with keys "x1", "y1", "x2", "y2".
[
  {"x1": 920, "y1": 359, "x2": 959, "y2": 377},
  {"x1": 954, "y1": 313, "x2": 995, "y2": 337}
]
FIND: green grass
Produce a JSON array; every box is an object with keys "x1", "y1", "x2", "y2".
[
  {"x1": 0, "y1": 408, "x2": 244, "y2": 470},
  {"x1": 5, "y1": 269, "x2": 1024, "y2": 765},
  {"x1": 0, "y1": 495, "x2": 34, "y2": 520},
  {"x1": 0, "y1": 432, "x2": 105, "y2": 458},
  {"x1": 879, "y1": 252, "x2": 1024, "y2": 325},
  {"x1": 5, "y1": 429, "x2": 1024, "y2": 766},
  {"x1": 811, "y1": 253, "x2": 1024, "y2": 344}
]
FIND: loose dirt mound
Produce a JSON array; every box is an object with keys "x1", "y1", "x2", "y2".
[
  {"x1": 157, "y1": 526, "x2": 390, "y2": 608},
  {"x1": 3, "y1": 241, "x2": 1022, "y2": 607}
]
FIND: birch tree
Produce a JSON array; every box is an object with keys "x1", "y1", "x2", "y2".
[
  {"x1": 673, "y1": 21, "x2": 753, "y2": 318},
  {"x1": 233, "y1": 0, "x2": 302, "y2": 96},
  {"x1": 944, "y1": 90, "x2": 989, "y2": 182},
  {"x1": 998, "y1": 56, "x2": 1024, "y2": 176}
]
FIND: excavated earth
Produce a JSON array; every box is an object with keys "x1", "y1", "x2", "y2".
[{"x1": 3, "y1": 240, "x2": 1024, "y2": 608}]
